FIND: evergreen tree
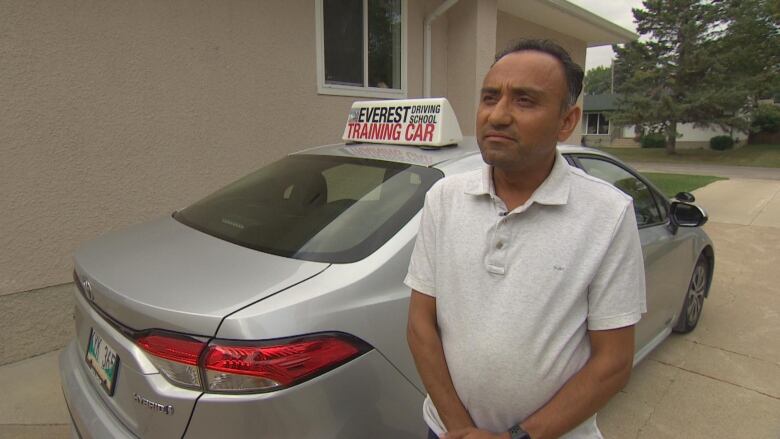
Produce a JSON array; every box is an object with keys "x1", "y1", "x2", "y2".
[
  {"x1": 612, "y1": 0, "x2": 728, "y2": 154},
  {"x1": 584, "y1": 66, "x2": 613, "y2": 95},
  {"x1": 717, "y1": 0, "x2": 780, "y2": 107}
]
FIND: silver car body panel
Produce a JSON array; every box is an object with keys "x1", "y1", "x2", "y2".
[
  {"x1": 636, "y1": 222, "x2": 705, "y2": 349},
  {"x1": 61, "y1": 138, "x2": 714, "y2": 438},
  {"x1": 73, "y1": 216, "x2": 329, "y2": 335}
]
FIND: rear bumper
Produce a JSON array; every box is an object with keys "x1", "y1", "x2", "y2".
[
  {"x1": 62, "y1": 339, "x2": 425, "y2": 438},
  {"x1": 59, "y1": 340, "x2": 137, "y2": 439}
]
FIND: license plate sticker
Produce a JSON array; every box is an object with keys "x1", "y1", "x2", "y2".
[{"x1": 85, "y1": 328, "x2": 120, "y2": 396}]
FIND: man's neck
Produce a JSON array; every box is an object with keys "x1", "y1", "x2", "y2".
[{"x1": 492, "y1": 153, "x2": 556, "y2": 212}]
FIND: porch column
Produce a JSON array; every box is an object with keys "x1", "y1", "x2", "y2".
[{"x1": 445, "y1": 0, "x2": 497, "y2": 136}]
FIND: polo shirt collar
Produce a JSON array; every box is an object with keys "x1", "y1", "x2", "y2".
[{"x1": 464, "y1": 152, "x2": 571, "y2": 206}]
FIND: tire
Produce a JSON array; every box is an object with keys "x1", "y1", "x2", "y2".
[{"x1": 673, "y1": 254, "x2": 710, "y2": 334}]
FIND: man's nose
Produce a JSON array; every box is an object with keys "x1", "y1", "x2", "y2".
[{"x1": 487, "y1": 95, "x2": 512, "y2": 127}]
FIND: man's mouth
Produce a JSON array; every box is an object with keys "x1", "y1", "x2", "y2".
[{"x1": 483, "y1": 131, "x2": 515, "y2": 142}]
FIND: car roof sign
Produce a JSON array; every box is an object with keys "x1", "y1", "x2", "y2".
[{"x1": 342, "y1": 98, "x2": 463, "y2": 148}]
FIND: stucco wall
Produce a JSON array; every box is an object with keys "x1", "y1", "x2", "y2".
[
  {"x1": 0, "y1": 0, "x2": 428, "y2": 364},
  {"x1": 495, "y1": 12, "x2": 587, "y2": 144},
  {"x1": 0, "y1": 0, "x2": 429, "y2": 297}
]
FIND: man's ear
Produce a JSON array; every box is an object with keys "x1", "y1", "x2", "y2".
[{"x1": 557, "y1": 105, "x2": 582, "y2": 141}]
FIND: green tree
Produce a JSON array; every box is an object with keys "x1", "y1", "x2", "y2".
[
  {"x1": 584, "y1": 66, "x2": 613, "y2": 95},
  {"x1": 612, "y1": 0, "x2": 735, "y2": 154},
  {"x1": 717, "y1": 0, "x2": 780, "y2": 106}
]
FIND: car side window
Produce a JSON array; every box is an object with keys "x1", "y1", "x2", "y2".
[{"x1": 577, "y1": 157, "x2": 664, "y2": 227}]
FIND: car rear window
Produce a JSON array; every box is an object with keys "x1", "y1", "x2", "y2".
[{"x1": 174, "y1": 154, "x2": 443, "y2": 263}]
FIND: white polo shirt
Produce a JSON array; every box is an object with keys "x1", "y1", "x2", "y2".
[{"x1": 404, "y1": 153, "x2": 646, "y2": 438}]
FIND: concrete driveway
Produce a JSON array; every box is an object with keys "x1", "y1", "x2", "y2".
[
  {"x1": 599, "y1": 178, "x2": 780, "y2": 438},
  {"x1": 1, "y1": 179, "x2": 779, "y2": 438}
]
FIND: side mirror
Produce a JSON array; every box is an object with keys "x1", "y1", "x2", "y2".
[
  {"x1": 670, "y1": 202, "x2": 708, "y2": 228},
  {"x1": 674, "y1": 192, "x2": 696, "y2": 203}
]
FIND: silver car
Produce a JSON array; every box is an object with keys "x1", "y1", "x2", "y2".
[{"x1": 59, "y1": 139, "x2": 713, "y2": 438}]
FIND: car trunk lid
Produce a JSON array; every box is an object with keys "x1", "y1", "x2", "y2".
[{"x1": 73, "y1": 215, "x2": 329, "y2": 336}]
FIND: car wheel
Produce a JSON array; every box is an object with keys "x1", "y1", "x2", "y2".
[{"x1": 673, "y1": 254, "x2": 710, "y2": 334}]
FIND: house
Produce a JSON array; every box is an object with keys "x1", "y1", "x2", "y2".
[
  {"x1": 582, "y1": 93, "x2": 745, "y2": 148},
  {"x1": 0, "y1": 0, "x2": 635, "y2": 364}
]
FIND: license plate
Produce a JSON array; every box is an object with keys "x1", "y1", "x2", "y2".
[{"x1": 85, "y1": 328, "x2": 120, "y2": 396}]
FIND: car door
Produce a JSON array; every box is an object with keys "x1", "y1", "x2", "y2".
[{"x1": 568, "y1": 155, "x2": 693, "y2": 353}]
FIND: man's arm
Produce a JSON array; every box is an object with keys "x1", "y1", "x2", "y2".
[
  {"x1": 407, "y1": 289, "x2": 475, "y2": 432},
  {"x1": 519, "y1": 325, "x2": 635, "y2": 439}
]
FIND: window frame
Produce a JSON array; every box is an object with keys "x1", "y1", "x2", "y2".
[
  {"x1": 315, "y1": 0, "x2": 408, "y2": 99},
  {"x1": 582, "y1": 112, "x2": 610, "y2": 135},
  {"x1": 567, "y1": 154, "x2": 670, "y2": 229}
]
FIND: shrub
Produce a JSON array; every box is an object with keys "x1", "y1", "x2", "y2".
[
  {"x1": 640, "y1": 133, "x2": 666, "y2": 148},
  {"x1": 751, "y1": 104, "x2": 780, "y2": 133},
  {"x1": 710, "y1": 135, "x2": 734, "y2": 151}
]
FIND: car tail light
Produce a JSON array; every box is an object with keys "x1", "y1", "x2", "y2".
[
  {"x1": 203, "y1": 334, "x2": 371, "y2": 393},
  {"x1": 136, "y1": 331, "x2": 370, "y2": 393},
  {"x1": 136, "y1": 332, "x2": 206, "y2": 390}
]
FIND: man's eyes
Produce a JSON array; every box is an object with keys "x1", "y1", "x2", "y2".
[{"x1": 480, "y1": 94, "x2": 535, "y2": 106}]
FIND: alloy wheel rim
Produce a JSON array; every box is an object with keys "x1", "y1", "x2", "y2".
[{"x1": 686, "y1": 262, "x2": 707, "y2": 325}]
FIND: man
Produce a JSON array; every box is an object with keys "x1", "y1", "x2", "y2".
[{"x1": 405, "y1": 39, "x2": 646, "y2": 439}]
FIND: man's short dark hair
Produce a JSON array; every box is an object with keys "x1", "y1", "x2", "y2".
[{"x1": 494, "y1": 39, "x2": 584, "y2": 108}]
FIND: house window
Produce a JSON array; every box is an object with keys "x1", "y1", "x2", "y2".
[
  {"x1": 584, "y1": 112, "x2": 610, "y2": 135},
  {"x1": 316, "y1": 0, "x2": 407, "y2": 98}
]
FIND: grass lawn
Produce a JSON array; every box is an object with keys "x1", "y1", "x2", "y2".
[
  {"x1": 598, "y1": 144, "x2": 780, "y2": 168},
  {"x1": 643, "y1": 172, "x2": 727, "y2": 197}
]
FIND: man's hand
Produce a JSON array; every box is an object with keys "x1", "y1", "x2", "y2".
[{"x1": 443, "y1": 427, "x2": 510, "y2": 439}]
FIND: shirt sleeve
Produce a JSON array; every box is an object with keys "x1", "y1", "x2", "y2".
[
  {"x1": 587, "y1": 202, "x2": 647, "y2": 330},
  {"x1": 404, "y1": 187, "x2": 438, "y2": 297}
]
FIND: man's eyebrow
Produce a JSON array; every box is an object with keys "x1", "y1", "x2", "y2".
[
  {"x1": 509, "y1": 86, "x2": 543, "y2": 96},
  {"x1": 479, "y1": 86, "x2": 545, "y2": 96}
]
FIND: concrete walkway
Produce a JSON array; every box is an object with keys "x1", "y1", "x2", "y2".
[
  {"x1": 0, "y1": 350, "x2": 70, "y2": 438},
  {"x1": 598, "y1": 178, "x2": 780, "y2": 438},
  {"x1": 1, "y1": 178, "x2": 778, "y2": 439},
  {"x1": 691, "y1": 178, "x2": 780, "y2": 227}
]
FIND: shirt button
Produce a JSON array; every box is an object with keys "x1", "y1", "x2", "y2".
[{"x1": 496, "y1": 241, "x2": 504, "y2": 249}]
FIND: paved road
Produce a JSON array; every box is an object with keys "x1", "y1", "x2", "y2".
[
  {"x1": 1, "y1": 177, "x2": 779, "y2": 439},
  {"x1": 629, "y1": 161, "x2": 780, "y2": 180}
]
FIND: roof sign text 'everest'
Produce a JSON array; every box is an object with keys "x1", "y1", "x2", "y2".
[{"x1": 342, "y1": 98, "x2": 463, "y2": 148}]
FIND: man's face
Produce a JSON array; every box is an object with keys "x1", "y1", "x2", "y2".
[{"x1": 476, "y1": 51, "x2": 578, "y2": 171}]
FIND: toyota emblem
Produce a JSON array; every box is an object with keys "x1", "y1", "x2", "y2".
[{"x1": 82, "y1": 280, "x2": 94, "y2": 301}]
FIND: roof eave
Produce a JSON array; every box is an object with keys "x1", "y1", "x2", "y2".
[
  {"x1": 498, "y1": 0, "x2": 638, "y2": 47},
  {"x1": 543, "y1": 0, "x2": 638, "y2": 46}
]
